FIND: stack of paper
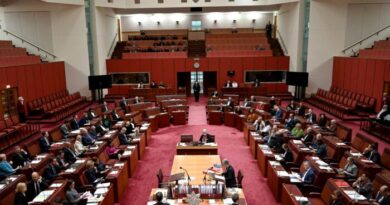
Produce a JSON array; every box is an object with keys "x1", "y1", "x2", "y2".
[
  {"x1": 127, "y1": 145, "x2": 136, "y2": 150},
  {"x1": 109, "y1": 170, "x2": 118, "y2": 175},
  {"x1": 94, "y1": 188, "x2": 108, "y2": 195},
  {"x1": 277, "y1": 171, "x2": 290, "y2": 177},
  {"x1": 96, "y1": 183, "x2": 110, "y2": 188},
  {"x1": 344, "y1": 190, "x2": 366, "y2": 201},
  {"x1": 75, "y1": 159, "x2": 86, "y2": 164},
  {"x1": 350, "y1": 152, "x2": 362, "y2": 157},
  {"x1": 31, "y1": 160, "x2": 41, "y2": 164},
  {"x1": 294, "y1": 196, "x2": 309, "y2": 202},
  {"x1": 65, "y1": 168, "x2": 76, "y2": 173},
  {"x1": 293, "y1": 140, "x2": 303, "y2": 144},
  {"x1": 0, "y1": 184, "x2": 5, "y2": 189},
  {"x1": 50, "y1": 183, "x2": 63, "y2": 188},
  {"x1": 301, "y1": 147, "x2": 311, "y2": 151},
  {"x1": 275, "y1": 155, "x2": 283, "y2": 161},
  {"x1": 122, "y1": 150, "x2": 131, "y2": 156},
  {"x1": 270, "y1": 161, "x2": 281, "y2": 166},
  {"x1": 114, "y1": 163, "x2": 124, "y2": 167}
]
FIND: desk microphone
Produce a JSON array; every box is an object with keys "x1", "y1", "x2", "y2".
[{"x1": 180, "y1": 166, "x2": 191, "y2": 183}]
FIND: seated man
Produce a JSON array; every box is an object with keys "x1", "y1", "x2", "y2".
[
  {"x1": 273, "y1": 105, "x2": 283, "y2": 122},
  {"x1": 317, "y1": 114, "x2": 327, "y2": 127},
  {"x1": 43, "y1": 158, "x2": 60, "y2": 181},
  {"x1": 337, "y1": 157, "x2": 357, "y2": 180},
  {"x1": 11, "y1": 146, "x2": 30, "y2": 169},
  {"x1": 125, "y1": 119, "x2": 136, "y2": 135},
  {"x1": 372, "y1": 185, "x2": 390, "y2": 205},
  {"x1": 0, "y1": 154, "x2": 16, "y2": 178},
  {"x1": 27, "y1": 172, "x2": 48, "y2": 201},
  {"x1": 60, "y1": 121, "x2": 70, "y2": 139},
  {"x1": 211, "y1": 90, "x2": 219, "y2": 98},
  {"x1": 62, "y1": 143, "x2": 77, "y2": 164},
  {"x1": 89, "y1": 126, "x2": 98, "y2": 139},
  {"x1": 268, "y1": 129, "x2": 286, "y2": 153},
  {"x1": 260, "y1": 121, "x2": 272, "y2": 136},
  {"x1": 375, "y1": 105, "x2": 389, "y2": 124},
  {"x1": 305, "y1": 109, "x2": 317, "y2": 124},
  {"x1": 281, "y1": 143, "x2": 293, "y2": 163},
  {"x1": 93, "y1": 157, "x2": 109, "y2": 177},
  {"x1": 70, "y1": 115, "x2": 80, "y2": 130},
  {"x1": 300, "y1": 161, "x2": 315, "y2": 184},
  {"x1": 302, "y1": 127, "x2": 314, "y2": 144},
  {"x1": 119, "y1": 97, "x2": 128, "y2": 112},
  {"x1": 101, "y1": 101, "x2": 109, "y2": 113},
  {"x1": 285, "y1": 113, "x2": 298, "y2": 130},
  {"x1": 221, "y1": 159, "x2": 237, "y2": 188},
  {"x1": 56, "y1": 151, "x2": 69, "y2": 169},
  {"x1": 327, "y1": 120, "x2": 337, "y2": 133},
  {"x1": 225, "y1": 80, "x2": 233, "y2": 88},
  {"x1": 87, "y1": 108, "x2": 97, "y2": 120},
  {"x1": 111, "y1": 109, "x2": 123, "y2": 122},
  {"x1": 242, "y1": 98, "x2": 251, "y2": 107},
  {"x1": 253, "y1": 116, "x2": 265, "y2": 132},
  {"x1": 84, "y1": 160, "x2": 100, "y2": 185},
  {"x1": 296, "y1": 102, "x2": 305, "y2": 116},
  {"x1": 353, "y1": 173, "x2": 373, "y2": 199},
  {"x1": 286, "y1": 100, "x2": 296, "y2": 111},
  {"x1": 291, "y1": 123, "x2": 304, "y2": 139},
  {"x1": 80, "y1": 128, "x2": 95, "y2": 146},
  {"x1": 154, "y1": 191, "x2": 169, "y2": 205},
  {"x1": 150, "y1": 81, "x2": 158, "y2": 88},
  {"x1": 199, "y1": 129, "x2": 214, "y2": 143},
  {"x1": 95, "y1": 121, "x2": 108, "y2": 136},
  {"x1": 78, "y1": 112, "x2": 89, "y2": 127},
  {"x1": 118, "y1": 127, "x2": 132, "y2": 145},
  {"x1": 363, "y1": 143, "x2": 381, "y2": 165},
  {"x1": 311, "y1": 134, "x2": 323, "y2": 149},
  {"x1": 315, "y1": 139, "x2": 328, "y2": 159},
  {"x1": 134, "y1": 96, "x2": 141, "y2": 104},
  {"x1": 39, "y1": 131, "x2": 52, "y2": 153},
  {"x1": 225, "y1": 97, "x2": 234, "y2": 111}
]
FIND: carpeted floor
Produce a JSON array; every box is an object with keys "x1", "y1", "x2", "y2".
[{"x1": 120, "y1": 97, "x2": 280, "y2": 205}]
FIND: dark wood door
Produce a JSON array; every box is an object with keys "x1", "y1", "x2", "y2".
[
  {"x1": 177, "y1": 72, "x2": 191, "y2": 96},
  {"x1": 203, "y1": 71, "x2": 217, "y2": 96}
]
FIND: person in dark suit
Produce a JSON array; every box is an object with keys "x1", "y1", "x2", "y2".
[
  {"x1": 372, "y1": 185, "x2": 390, "y2": 205},
  {"x1": 87, "y1": 108, "x2": 97, "y2": 120},
  {"x1": 92, "y1": 157, "x2": 109, "y2": 177},
  {"x1": 285, "y1": 113, "x2": 297, "y2": 130},
  {"x1": 125, "y1": 120, "x2": 135, "y2": 135},
  {"x1": 222, "y1": 159, "x2": 237, "y2": 188},
  {"x1": 281, "y1": 143, "x2": 293, "y2": 163},
  {"x1": 60, "y1": 121, "x2": 70, "y2": 139},
  {"x1": 26, "y1": 172, "x2": 48, "y2": 201},
  {"x1": 111, "y1": 109, "x2": 122, "y2": 122},
  {"x1": 273, "y1": 105, "x2": 283, "y2": 122},
  {"x1": 242, "y1": 98, "x2": 251, "y2": 108},
  {"x1": 253, "y1": 79, "x2": 260, "y2": 87},
  {"x1": 199, "y1": 129, "x2": 214, "y2": 143},
  {"x1": 11, "y1": 146, "x2": 30, "y2": 169},
  {"x1": 302, "y1": 127, "x2": 314, "y2": 144},
  {"x1": 43, "y1": 158, "x2": 60, "y2": 181},
  {"x1": 211, "y1": 90, "x2": 219, "y2": 98},
  {"x1": 89, "y1": 126, "x2": 98, "y2": 139},
  {"x1": 84, "y1": 160, "x2": 99, "y2": 185},
  {"x1": 301, "y1": 161, "x2": 315, "y2": 184},
  {"x1": 353, "y1": 173, "x2": 373, "y2": 199},
  {"x1": 102, "y1": 114, "x2": 111, "y2": 129},
  {"x1": 296, "y1": 102, "x2": 305, "y2": 116},
  {"x1": 363, "y1": 143, "x2": 381, "y2": 165},
  {"x1": 95, "y1": 121, "x2": 108, "y2": 136},
  {"x1": 328, "y1": 190, "x2": 343, "y2": 205},
  {"x1": 286, "y1": 100, "x2": 296, "y2": 111},
  {"x1": 134, "y1": 96, "x2": 141, "y2": 104},
  {"x1": 118, "y1": 127, "x2": 132, "y2": 145},
  {"x1": 70, "y1": 115, "x2": 80, "y2": 130},
  {"x1": 225, "y1": 97, "x2": 234, "y2": 111},
  {"x1": 101, "y1": 101, "x2": 109, "y2": 113},
  {"x1": 80, "y1": 128, "x2": 95, "y2": 146},
  {"x1": 317, "y1": 114, "x2": 327, "y2": 127},
  {"x1": 154, "y1": 191, "x2": 169, "y2": 205},
  {"x1": 376, "y1": 105, "x2": 389, "y2": 124},
  {"x1": 193, "y1": 81, "x2": 201, "y2": 102},
  {"x1": 62, "y1": 143, "x2": 77, "y2": 164},
  {"x1": 17, "y1": 96, "x2": 26, "y2": 123},
  {"x1": 150, "y1": 81, "x2": 158, "y2": 88},
  {"x1": 305, "y1": 109, "x2": 317, "y2": 124},
  {"x1": 119, "y1": 97, "x2": 128, "y2": 113},
  {"x1": 39, "y1": 131, "x2": 51, "y2": 153},
  {"x1": 225, "y1": 80, "x2": 233, "y2": 88},
  {"x1": 14, "y1": 182, "x2": 28, "y2": 205},
  {"x1": 316, "y1": 139, "x2": 328, "y2": 159},
  {"x1": 78, "y1": 112, "x2": 89, "y2": 127},
  {"x1": 56, "y1": 150, "x2": 69, "y2": 169},
  {"x1": 268, "y1": 130, "x2": 286, "y2": 153},
  {"x1": 269, "y1": 96, "x2": 276, "y2": 111}
]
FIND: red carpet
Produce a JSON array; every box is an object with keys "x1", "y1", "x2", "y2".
[{"x1": 120, "y1": 97, "x2": 280, "y2": 205}]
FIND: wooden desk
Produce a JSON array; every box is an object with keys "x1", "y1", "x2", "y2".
[
  {"x1": 235, "y1": 114, "x2": 246, "y2": 131},
  {"x1": 105, "y1": 161, "x2": 129, "y2": 203},
  {"x1": 319, "y1": 179, "x2": 370, "y2": 205},
  {"x1": 88, "y1": 183, "x2": 115, "y2": 205},
  {"x1": 176, "y1": 143, "x2": 218, "y2": 155},
  {"x1": 243, "y1": 123, "x2": 253, "y2": 145},
  {"x1": 60, "y1": 158, "x2": 87, "y2": 187},
  {"x1": 249, "y1": 132, "x2": 263, "y2": 159},
  {"x1": 288, "y1": 140, "x2": 314, "y2": 165},
  {"x1": 171, "y1": 111, "x2": 187, "y2": 125},
  {"x1": 170, "y1": 155, "x2": 221, "y2": 185},
  {"x1": 257, "y1": 145, "x2": 275, "y2": 178},
  {"x1": 0, "y1": 175, "x2": 26, "y2": 205},
  {"x1": 323, "y1": 136, "x2": 351, "y2": 162},
  {"x1": 221, "y1": 87, "x2": 267, "y2": 100},
  {"x1": 267, "y1": 160, "x2": 290, "y2": 202},
  {"x1": 83, "y1": 141, "x2": 107, "y2": 162},
  {"x1": 30, "y1": 180, "x2": 67, "y2": 205},
  {"x1": 132, "y1": 133, "x2": 146, "y2": 160},
  {"x1": 140, "y1": 123, "x2": 152, "y2": 146},
  {"x1": 120, "y1": 145, "x2": 138, "y2": 177},
  {"x1": 339, "y1": 151, "x2": 382, "y2": 180},
  {"x1": 281, "y1": 183, "x2": 310, "y2": 205},
  {"x1": 129, "y1": 88, "x2": 175, "y2": 102},
  {"x1": 20, "y1": 153, "x2": 53, "y2": 180},
  {"x1": 305, "y1": 156, "x2": 336, "y2": 187},
  {"x1": 224, "y1": 112, "x2": 236, "y2": 127},
  {"x1": 208, "y1": 111, "x2": 223, "y2": 125}
]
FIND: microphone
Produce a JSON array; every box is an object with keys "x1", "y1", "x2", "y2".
[{"x1": 180, "y1": 166, "x2": 191, "y2": 183}]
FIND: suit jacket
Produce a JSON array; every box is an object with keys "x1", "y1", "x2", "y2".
[
  {"x1": 274, "y1": 109, "x2": 283, "y2": 121},
  {"x1": 120, "y1": 100, "x2": 128, "y2": 111},
  {"x1": 43, "y1": 164, "x2": 59, "y2": 181},
  {"x1": 285, "y1": 118, "x2": 297, "y2": 130},
  {"x1": 297, "y1": 107, "x2": 305, "y2": 116},
  {"x1": 14, "y1": 192, "x2": 28, "y2": 205},
  {"x1": 63, "y1": 147, "x2": 77, "y2": 163},
  {"x1": 302, "y1": 133, "x2": 314, "y2": 143},
  {"x1": 82, "y1": 134, "x2": 94, "y2": 146},
  {"x1": 11, "y1": 152, "x2": 29, "y2": 168},
  {"x1": 356, "y1": 180, "x2": 373, "y2": 199},
  {"x1": 243, "y1": 101, "x2": 251, "y2": 108},
  {"x1": 378, "y1": 195, "x2": 390, "y2": 205},
  {"x1": 60, "y1": 124, "x2": 69, "y2": 138},
  {"x1": 96, "y1": 125, "x2": 107, "y2": 135},
  {"x1": 26, "y1": 180, "x2": 48, "y2": 201},
  {"x1": 226, "y1": 100, "x2": 234, "y2": 109},
  {"x1": 223, "y1": 165, "x2": 237, "y2": 188},
  {"x1": 118, "y1": 133, "x2": 131, "y2": 145},
  {"x1": 305, "y1": 113, "x2": 317, "y2": 124},
  {"x1": 101, "y1": 104, "x2": 109, "y2": 113},
  {"x1": 199, "y1": 134, "x2": 213, "y2": 143},
  {"x1": 78, "y1": 118, "x2": 88, "y2": 127},
  {"x1": 287, "y1": 104, "x2": 296, "y2": 110},
  {"x1": 301, "y1": 168, "x2": 315, "y2": 184},
  {"x1": 364, "y1": 150, "x2": 381, "y2": 165},
  {"x1": 283, "y1": 149, "x2": 293, "y2": 162},
  {"x1": 56, "y1": 157, "x2": 68, "y2": 169},
  {"x1": 70, "y1": 119, "x2": 79, "y2": 130},
  {"x1": 39, "y1": 136, "x2": 51, "y2": 153},
  {"x1": 84, "y1": 168, "x2": 98, "y2": 185},
  {"x1": 318, "y1": 117, "x2": 327, "y2": 127},
  {"x1": 316, "y1": 144, "x2": 328, "y2": 159},
  {"x1": 193, "y1": 83, "x2": 200, "y2": 93},
  {"x1": 87, "y1": 111, "x2": 96, "y2": 120},
  {"x1": 125, "y1": 123, "x2": 135, "y2": 135}
]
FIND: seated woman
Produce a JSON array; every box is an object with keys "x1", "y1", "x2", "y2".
[
  {"x1": 74, "y1": 135, "x2": 86, "y2": 156},
  {"x1": 105, "y1": 140, "x2": 121, "y2": 159},
  {"x1": 291, "y1": 123, "x2": 304, "y2": 139},
  {"x1": 65, "y1": 180, "x2": 87, "y2": 205},
  {"x1": 14, "y1": 182, "x2": 28, "y2": 205}
]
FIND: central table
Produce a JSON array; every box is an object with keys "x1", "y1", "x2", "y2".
[{"x1": 176, "y1": 143, "x2": 218, "y2": 155}]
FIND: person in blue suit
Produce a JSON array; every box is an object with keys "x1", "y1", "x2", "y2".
[
  {"x1": 0, "y1": 154, "x2": 16, "y2": 179},
  {"x1": 273, "y1": 105, "x2": 283, "y2": 122},
  {"x1": 301, "y1": 161, "x2": 315, "y2": 184},
  {"x1": 39, "y1": 131, "x2": 51, "y2": 153}
]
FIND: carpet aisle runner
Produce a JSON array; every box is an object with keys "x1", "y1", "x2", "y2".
[{"x1": 120, "y1": 97, "x2": 281, "y2": 205}]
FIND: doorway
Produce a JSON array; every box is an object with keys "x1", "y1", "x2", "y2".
[{"x1": 203, "y1": 71, "x2": 217, "y2": 96}]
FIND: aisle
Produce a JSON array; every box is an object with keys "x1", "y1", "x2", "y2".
[
  {"x1": 187, "y1": 96, "x2": 208, "y2": 125},
  {"x1": 120, "y1": 97, "x2": 280, "y2": 205}
]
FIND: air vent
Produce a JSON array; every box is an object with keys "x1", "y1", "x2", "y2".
[
  {"x1": 190, "y1": 7, "x2": 202, "y2": 12},
  {"x1": 158, "y1": 0, "x2": 163, "y2": 3},
  {"x1": 135, "y1": 0, "x2": 140, "y2": 4}
]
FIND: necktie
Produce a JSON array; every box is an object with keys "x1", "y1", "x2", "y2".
[
  {"x1": 51, "y1": 165, "x2": 56, "y2": 174},
  {"x1": 45, "y1": 137, "x2": 50, "y2": 145},
  {"x1": 35, "y1": 182, "x2": 40, "y2": 195}
]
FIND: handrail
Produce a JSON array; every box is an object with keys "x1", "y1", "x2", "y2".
[
  {"x1": 342, "y1": 24, "x2": 390, "y2": 53},
  {"x1": 107, "y1": 33, "x2": 118, "y2": 58},
  {"x1": 3, "y1": 29, "x2": 56, "y2": 59},
  {"x1": 276, "y1": 29, "x2": 288, "y2": 55}
]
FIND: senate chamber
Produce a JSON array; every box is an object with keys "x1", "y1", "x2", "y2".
[{"x1": 0, "y1": 0, "x2": 389, "y2": 205}]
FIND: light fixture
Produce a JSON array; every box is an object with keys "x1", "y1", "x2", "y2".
[
  {"x1": 6, "y1": 85, "x2": 10, "y2": 89},
  {"x1": 176, "y1": 21, "x2": 179, "y2": 24}
]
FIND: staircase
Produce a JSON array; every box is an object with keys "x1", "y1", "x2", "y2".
[
  {"x1": 111, "y1": 41, "x2": 127, "y2": 59},
  {"x1": 187, "y1": 40, "x2": 206, "y2": 58},
  {"x1": 268, "y1": 37, "x2": 285, "y2": 56}
]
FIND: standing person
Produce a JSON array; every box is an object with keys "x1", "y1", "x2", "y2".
[
  {"x1": 17, "y1": 96, "x2": 26, "y2": 123},
  {"x1": 193, "y1": 81, "x2": 201, "y2": 102},
  {"x1": 266, "y1": 21, "x2": 273, "y2": 39}
]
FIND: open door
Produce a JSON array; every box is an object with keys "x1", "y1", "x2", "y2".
[
  {"x1": 177, "y1": 72, "x2": 191, "y2": 96},
  {"x1": 203, "y1": 71, "x2": 217, "y2": 96}
]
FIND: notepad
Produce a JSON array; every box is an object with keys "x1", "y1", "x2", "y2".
[
  {"x1": 65, "y1": 168, "x2": 76, "y2": 173},
  {"x1": 295, "y1": 196, "x2": 309, "y2": 202},
  {"x1": 277, "y1": 171, "x2": 289, "y2": 177},
  {"x1": 76, "y1": 159, "x2": 86, "y2": 164},
  {"x1": 275, "y1": 155, "x2": 283, "y2": 161},
  {"x1": 336, "y1": 142, "x2": 346, "y2": 146},
  {"x1": 109, "y1": 170, "x2": 118, "y2": 175},
  {"x1": 96, "y1": 183, "x2": 110, "y2": 188},
  {"x1": 270, "y1": 161, "x2": 281, "y2": 166},
  {"x1": 127, "y1": 145, "x2": 136, "y2": 149},
  {"x1": 122, "y1": 150, "x2": 131, "y2": 156},
  {"x1": 223, "y1": 198, "x2": 234, "y2": 204},
  {"x1": 293, "y1": 140, "x2": 303, "y2": 144},
  {"x1": 50, "y1": 183, "x2": 63, "y2": 188},
  {"x1": 94, "y1": 188, "x2": 108, "y2": 195},
  {"x1": 114, "y1": 163, "x2": 124, "y2": 167},
  {"x1": 31, "y1": 160, "x2": 41, "y2": 164}
]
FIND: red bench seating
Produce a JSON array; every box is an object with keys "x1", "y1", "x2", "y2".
[
  {"x1": 122, "y1": 51, "x2": 187, "y2": 59},
  {"x1": 207, "y1": 50, "x2": 273, "y2": 57},
  {"x1": 0, "y1": 55, "x2": 41, "y2": 67},
  {"x1": 0, "y1": 40, "x2": 13, "y2": 47},
  {"x1": 330, "y1": 87, "x2": 376, "y2": 111},
  {"x1": 0, "y1": 47, "x2": 27, "y2": 57},
  {"x1": 27, "y1": 90, "x2": 69, "y2": 115},
  {"x1": 374, "y1": 40, "x2": 390, "y2": 50},
  {"x1": 0, "y1": 115, "x2": 38, "y2": 151},
  {"x1": 359, "y1": 49, "x2": 390, "y2": 59}
]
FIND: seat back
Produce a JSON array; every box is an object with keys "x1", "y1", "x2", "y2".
[
  {"x1": 381, "y1": 148, "x2": 390, "y2": 170},
  {"x1": 237, "y1": 170, "x2": 244, "y2": 188},
  {"x1": 180, "y1": 135, "x2": 193, "y2": 143}
]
